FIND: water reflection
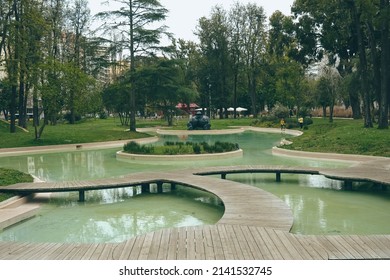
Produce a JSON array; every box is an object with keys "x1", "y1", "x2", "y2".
[
  {"x1": 1, "y1": 132, "x2": 341, "y2": 182},
  {"x1": 0, "y1": 186, "x2": 224, "y2": 243},
  {"x1": 25, "y1": 151, "x2": 108, "y2": 182},
  {"x1": 230, "y1": 174, "x2": 390, "y2": 235}
]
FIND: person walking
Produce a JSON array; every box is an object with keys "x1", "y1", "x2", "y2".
[
  {"x1": 298, "y1": 117, "x2": 304, "y2": 129},
  {"x1": 280, "y1": 118, "x2": 286, "y2": 131}
]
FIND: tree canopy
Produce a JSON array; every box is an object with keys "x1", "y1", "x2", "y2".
[{"x1": 1, "y1": 0, "x2": 389, "y2": 137}]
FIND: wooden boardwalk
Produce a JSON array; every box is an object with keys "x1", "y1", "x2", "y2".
[
  {"x1": 0, "y1": 225, "x2": 329, "y2": 260},
  {"x1": 1, "y1": 162, "x2": 390, "y2": 260},
  {"x1": 1, "y1": 225, "x2": 389, "y2": 260}
]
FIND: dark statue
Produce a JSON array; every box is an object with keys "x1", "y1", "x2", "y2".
[{"x1": 187, "y1": 111, "x2": 211, "y2": 130}]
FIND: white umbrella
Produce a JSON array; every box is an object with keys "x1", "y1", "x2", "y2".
[
  {"x1": 227, "y1": 107, "x2": 235, "y2": 112},
  {"x1": 236, "y1": 107, "x2": 248, "y2": 112}
]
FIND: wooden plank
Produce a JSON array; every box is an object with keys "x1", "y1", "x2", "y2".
[
  {"x1": 209, "y1": 225, "x2": 225, "y2": 259},
  {"x1": 290, "y1": 235, "x2": 327, "y2": 260},
  {"x1": 335, "y1": 235, "x2": 365, "y2": 259},
  {"x1": 272, "y1": 229, "x2": 304, "y2": 260},
  {"x1": 39, "y1": 243, "x2": 64, "y2": 260},
  {"x1": 366, "y1": 235, "x2": 390, "y2": 258},
  {"x1": 218, "y1": 224, "x2": 238, "y2": 259},
  {"x1": 186, "y1": 227, "x2": 196, "y2": 260},
  {"x1": 238, "y1": 226, "x2": 262, "y2": 259},
  {"x1": 194, "y1": 227, "x2": 205, "y2": 260},
  {"x1": 89, "y1": 244, "x2": 107, "y2": 260},
  {"x1": 129, "y1": 235, "x2": 146, "y2": 260},
  {"x1": 248, "y1": 227, "x2": 272, "y2": 259},
  {"x1": 176, "y1": 227, "x2": 187, "y2": 260},
  {"x1": 314, "y1": 235, "x2": 347, "y2": 260},
  {"x1": 231, "y1": 225, "x2": 253, "y2": 260},
  {"x1": 63, "y1": 244, "x2": 85, "y2": 260},
  {"x1": 69, "y1": 244, "x2": 93, "y2": 260},
  {"x1": 321, "y1": 235, "x2": 359, "y2": 259},
  {"x1": 256, "y1": 227, "x2": 283, "y2": 260},
  {"x1": 45, "y1": 243, "x2": 73, "y2": 260},
  {"x1": 0, "y1": 242, "x2": 32, "y2": 260},
  {"x1": 80, "y1": 243, "x2": 99, "y2": 260},
  {"x1": 202, "y1": 225, "x2": 216, "y2": 260},
  {"x1": 166, "y1": 228, "x2": 178, "y2": 260},
  {"x1": 147, "y1": 230, "x2": 162, "y2": 260},
  {"x1": 157, "y1": 228, "x2": 171, "y2": 260},
  {"x1": 138, "y1": 232, "x2": 154, "y2": 260},
  {"x1": 20, "y1": 243, "x2": 57, "y2": 260},
  {"x1": 283, "y1": 234, "x2": 315, "y2": 260},
  {"x1": 345, "y1": 235, "x2": 382, "y2": 259},
  {"x1": 264, "y1": 228, "x2": 294, "y2": 260},
  {"x1": 99, "y1": 244, "x2": 115, "y2": 260},
  {"x1": 0, "y1": 242, "x2": 31, "y2": 259}
]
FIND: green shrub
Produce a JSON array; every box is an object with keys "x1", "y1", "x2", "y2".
[
  {"x1": 63, "y1": 112, "x2": 82, "y2": 123},
  {"x1": 99, "y1": 111, "x2": 108, "y2": 119},
  {"x1": 271, "y1": 103, "x2": 290, "y2": 119},
  {"x1": 193, "y1": 143, "x2": 202, "y2": 154},
  {"x1": 123, "y1": 141, "x2": 155, "y2": 154},
  {"x1": 123, "y1": 140, "x2": 239, "y2": 155}
]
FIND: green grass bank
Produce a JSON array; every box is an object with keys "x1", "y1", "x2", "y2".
[
  {"x1": 280, "y1": 118, "x2": 390, "y2": 157},
  {"x1": 0, "y1": 168, "x2": 34, "y2": 201}
]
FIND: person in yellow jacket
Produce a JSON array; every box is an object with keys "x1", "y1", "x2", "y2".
[
  {"x1": 298, "y1": 117, "x2": 304, "y2": 129},
  {"x1": 280, "y1": 118, "x2": 286, "y2": 131}
]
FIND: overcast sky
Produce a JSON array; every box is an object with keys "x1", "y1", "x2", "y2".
[{"x1": 88, "y1": 0, "x2": 295, "y2": 42}]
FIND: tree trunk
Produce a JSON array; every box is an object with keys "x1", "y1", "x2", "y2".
[
  {"x1": 329, "y1": 99, "x2": 335, "y2": 123},
  {"x1": 129, "y1": 0, "x2": 136, "y2": 132},
  {"x1": 350, "y1": 91, "x2": 362, "y2": 119},
  {"x1": 9, "y1": 85, "x2": 17, "y2": 133},
  {"x1": 18, "y1": 72, "x2": 26, "y2": 128},
  {"x1": 350, "y1": 1, "x2": 373, "y2": 128},
  {"x1": 249, "y1": 73, "x2": 257, "y2": 117},
  {"x1": 378, "y1": 0, "x2": 389, "y2": 129}
]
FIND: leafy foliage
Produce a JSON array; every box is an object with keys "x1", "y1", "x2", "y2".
[{"x1": 123, "y1": 140, "x2": 239, "y2": 155}]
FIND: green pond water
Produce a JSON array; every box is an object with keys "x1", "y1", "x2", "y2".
[{"x1": 0, "y1": 131, "x2": 389, "y2": 243}]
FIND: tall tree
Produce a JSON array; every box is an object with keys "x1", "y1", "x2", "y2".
[
  {"x1": 266, "y1": 11, "x2": 305, "y2": 111},
  {"x1": 65, "y1": 0, "x2": 91, "y2": 124},
  {"x1": 133, "y1": 58, "x2": 187, "y2": 126},
  {"x1": 33, "y1": 0, "x2": 66, "y2": 139},
  {"x1": 292, "y1": 0, "x2": 390, "y2": 128},
  {"x1": 96, "y1": 0, "x2": 169, "y2": 131},
  {"x1": 347, "y1": 0, "x2": 373, "y2": 127},
  {"x1": 228, "y1": 3, "x2": 245, "y2": 118},
  {"x1": 316, "y1": 65, "x2": 342, "y2": 122},
  {"x1": 378, "y1": 0, "x2": 389, "y2": 129},
  {"x1": 168, "y1": 39, "x2": 200, "y2": 109},
  {"x1": 239, "y1": 3, "x2": 267, "y2": 116},
  {"x1": 196, "y1": 6, "x2": 231, "y2": 118},
  {"x1": 291, "y1": 0, "x2": 363, "y2": 117}
]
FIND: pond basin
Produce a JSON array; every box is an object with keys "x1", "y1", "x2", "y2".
[{"x1": 0, "y1": 130, "x2": 389, "y2": 243}]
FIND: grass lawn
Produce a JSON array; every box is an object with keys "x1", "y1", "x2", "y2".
[
  {"x1": 281, "y1": 118, "x2": 390, "y2": 157},
  {"x1": 0, "y1": 168, "x2": 34, "y2": 201},
  {"x1": 0, "y1": 118, "x2": 152, "y2": 148}
]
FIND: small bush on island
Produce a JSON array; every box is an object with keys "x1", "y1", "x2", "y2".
[
  {"x1": 123, "y1": 141, "x2": 155, "y2": 154},
  {"x1": 123, "y1": 141, "x2": 239, "y2": 155}
]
